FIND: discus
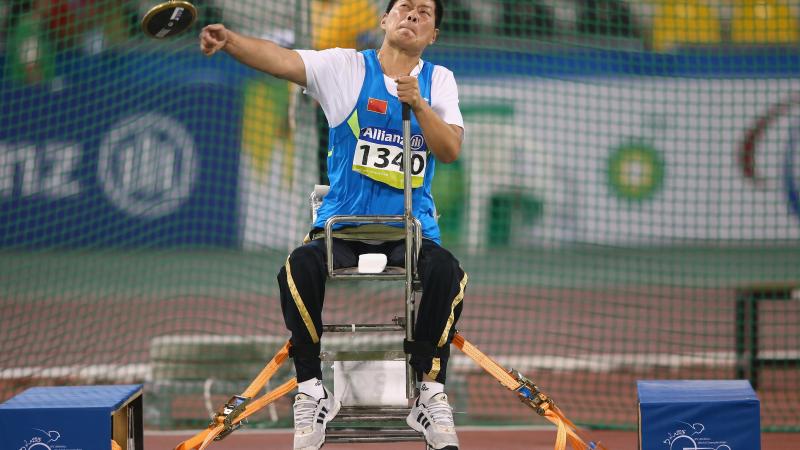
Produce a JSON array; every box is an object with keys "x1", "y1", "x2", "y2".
[{"x1": 142, "y1": 0, "x2": 198, "y2": 39}]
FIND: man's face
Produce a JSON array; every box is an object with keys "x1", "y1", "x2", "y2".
[{"x1": 381, "y1": 0, "x2": 438, "y2": 52}]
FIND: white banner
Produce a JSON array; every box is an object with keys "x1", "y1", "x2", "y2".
[{"x1": 460, "y1": 77, "x2": 800, "y2": 247}]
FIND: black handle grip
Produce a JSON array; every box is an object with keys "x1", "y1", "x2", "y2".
[{"x1": 402, "y1": 102, "x2": 410, "y2": 120}]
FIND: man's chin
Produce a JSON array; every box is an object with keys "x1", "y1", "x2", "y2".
[
  {"x1": 387, "y1": 32, "x2": 427, "y2": 52},
  {"x1": 397, "y1": 28, "x2": 417, "y2": 40}
]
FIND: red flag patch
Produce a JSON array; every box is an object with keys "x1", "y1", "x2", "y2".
[{"x1": 367, "y1": 97, "x2": 388, "y2": 114}]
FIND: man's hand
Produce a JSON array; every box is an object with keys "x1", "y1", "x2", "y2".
[
  {"x1": 395, "y1": 74, "x2": 463, "y2": 163},
  {"x1": 200, "y1": 24, "x2": 229, "y2": 56},
  {"x1": 395, "y1": 76, "x2": 423, "y2": 111}
]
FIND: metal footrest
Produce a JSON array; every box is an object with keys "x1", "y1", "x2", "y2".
[
  {"x1": 333, "y1": 406, "x2": 411, "y2": 422},
  {"x1": 326, "y1": 428, "x2": 423, "y2": 443},
  {"x1": 327, "y1": 406, "x2": 424, "y2": 444}
]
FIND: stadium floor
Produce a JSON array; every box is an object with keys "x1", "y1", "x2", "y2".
[{"x1": 148, "y1": 427, "x2": 800, "y2": 449}]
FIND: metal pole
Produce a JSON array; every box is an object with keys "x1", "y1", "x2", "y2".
[{"x1": 402, "y1": 103, "x2": 416, "y2": 400}]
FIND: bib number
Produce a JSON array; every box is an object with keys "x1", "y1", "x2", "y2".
[{"x1": 353, "y1": 139, "x2": 427, "y2": 189}]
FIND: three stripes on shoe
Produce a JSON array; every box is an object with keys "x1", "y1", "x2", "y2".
[
  {"x1": 415, "y1": 411, "x2": 432, "y2": 429},
  {"x1": 316, "y1": 405, "x2": 329, "y2": 424}
]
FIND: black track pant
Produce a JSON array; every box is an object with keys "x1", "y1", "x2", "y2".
[{"x1": 277, "y1": 237, "x2": 467, "y2": 384}]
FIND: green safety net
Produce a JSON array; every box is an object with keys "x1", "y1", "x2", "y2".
[{"x1": 1, "y1": 0, "x2": 799, "y2": 431}]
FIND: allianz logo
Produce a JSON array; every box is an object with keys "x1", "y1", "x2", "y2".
[
  {"x1": 1, "y1": 112, "x2": 198, "y2": 218},
  {"x1": 361, "y1": 127, "x2": 426, "y2": 151}
]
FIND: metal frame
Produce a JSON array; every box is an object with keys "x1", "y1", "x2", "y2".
[
  {"x1": 319, "y1": 103, "x2": 421, "y2": 401},
  {"x1": 318, "y1": 104, "x2": 425, "y2": 444},
  {"x1": 323, "y1": 215, "x2": 421, "y2": 399},
  {"x1": 734, "y1": 284, "x2": 800, "y2": 390}
]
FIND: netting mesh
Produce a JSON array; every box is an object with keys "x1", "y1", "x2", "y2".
[{"x1": 1, "y1": 0, "x2": 800, "y2": 431}]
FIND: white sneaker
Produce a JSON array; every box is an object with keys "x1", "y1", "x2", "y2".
[
  {"x1": 406, "y1": 392, "x2": 459, "y2": 450},
  {"x1": 293, "y1": 386, "x2": 341, "y2": 450}
]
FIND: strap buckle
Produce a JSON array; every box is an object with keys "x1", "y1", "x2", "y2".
[
  {"x1": 508, "y1": 369, "x2": 554, "y2": 416},
  {"x1": 212, "y1": 395, "x2": 250, "y2": 441}
]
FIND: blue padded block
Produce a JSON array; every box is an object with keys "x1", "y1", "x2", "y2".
[
  {"x1": 638, "y1": 380, "x2": 760, "y2": 450},
  {"x1": 0, "y1": 385, "x2": 142, "y2": 450}
]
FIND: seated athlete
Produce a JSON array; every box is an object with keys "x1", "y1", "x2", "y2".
[{"x1": 200, "y1": 1, "x2": 466, "y2": 449}]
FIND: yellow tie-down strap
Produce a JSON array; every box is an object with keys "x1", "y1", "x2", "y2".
[
  {"x1": 452, "y1": 333, "x2": 608, "y2": 450},
  {"x1": 174, "y1": 341, "x2": 297, "y2": 450}
]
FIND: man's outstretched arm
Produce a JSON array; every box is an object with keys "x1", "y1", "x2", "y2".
[{"x1": 200, "y1": 24, "x2": 307, "y2": 87}]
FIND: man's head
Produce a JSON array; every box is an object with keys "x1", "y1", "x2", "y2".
[
  {"x1": 385, "y1": 0, "x2": 443, "y2": 30},
  {"x1": 381, "y1": 0, "x2": 442, "y2": 52}
]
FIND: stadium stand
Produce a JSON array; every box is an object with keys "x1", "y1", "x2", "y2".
[
  {"x1": 730, "y1": 0, "x2": 800, "y2": 45},
  {"x1": 651, "y1": 0, "x2": 723, "y2": 51}
]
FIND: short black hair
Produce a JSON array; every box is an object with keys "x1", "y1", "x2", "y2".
[{"x1": 385, "y1": 0, "x2": 444, "y2": 29}]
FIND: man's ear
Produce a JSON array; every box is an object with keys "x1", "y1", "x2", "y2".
[
  {"x1": 380, "y1": 13, "x2": 388, "y2": 31},
  {"x1": 430, "y1": 28, "x2": 439, "y2": 45}
]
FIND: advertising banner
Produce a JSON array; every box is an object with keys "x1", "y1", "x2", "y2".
[
  {"x1": 0, "y1": 73, "x2": 241, "y2": 247},
  {"x1": 459, "y1": 78, "x2": 800, "y2": 247}
]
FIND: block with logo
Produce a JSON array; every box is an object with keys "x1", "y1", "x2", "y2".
[
  {"x1": 638, "y1": 380, "x2": 760, "y2": 450},
  {"x1": 0, "y1": 385, "x2": 143, "y2": 450}
]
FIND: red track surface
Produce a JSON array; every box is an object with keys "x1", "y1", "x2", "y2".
[
  {"x1": 2, "y1": 285, "x2": 798, "y2": 429},
  {"x1": 147, "y1": 428, "x2": 800, "y2": 450}
]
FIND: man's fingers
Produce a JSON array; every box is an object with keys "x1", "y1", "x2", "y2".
[
  {"x1": 394, "y1": 76, "x2": 421, "y2": 108},
  {"x1": 395, "y1": 84, "x2": 418, "y2": 97},
  {"x1": 395, "y1": 77, "x2": 419, "y2": 94},
  {"x1": 200, "y1": 36, "x2": 217, "y2": 55},
  {"x1": 394, "y1": 76, "x2": 416, "y2": 85},
  {"x1": 199, "y1": 25, "x2": 226, "y2": 56},
  {"x1": 203, "y1": 23, "x2": 224, "y2": 32}
]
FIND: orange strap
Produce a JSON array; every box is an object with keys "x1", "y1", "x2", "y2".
[
  {"x1": 174, "y1": 341, "x2": 297, "y2": 450},
  {"x1": 240, "y1": 340, "x2": 292, "y2": 398},
  {"x1": 452, "y1": 333, "x2": 607, "y2": 450},
  {"x1": 174, "y1": 334, "x2": 607, "y2": 450}
]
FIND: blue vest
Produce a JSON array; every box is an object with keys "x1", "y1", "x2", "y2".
[{"x1": 313, "y1": 49, "x2": 440, "y2": 244}]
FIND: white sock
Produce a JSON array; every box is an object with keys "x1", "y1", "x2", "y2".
[
  {"x1": 418, "y1": 381, "x2": 444, "y2": 403},
  {"x1": 297, "y1": 377, "x2": 325, "y2": 399}
]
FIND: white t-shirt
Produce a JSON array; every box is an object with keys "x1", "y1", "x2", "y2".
[{"x1": 295, "y1": 48, "x2": 464, "y2": 130}]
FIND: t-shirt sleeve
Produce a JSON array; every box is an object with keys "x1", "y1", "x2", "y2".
[
  {"x1": 294, "y1": 48, "x2": 364, "y2": 127},
  {"x1": 431, "y1": 66, "x2": 464, "y2": 130}
]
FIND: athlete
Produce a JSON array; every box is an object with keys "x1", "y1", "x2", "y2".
[{"x1": 200, "y1": 1, "x2": 466, "y2": 449}]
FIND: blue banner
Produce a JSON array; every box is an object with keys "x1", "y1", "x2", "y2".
[{"x1": 0, "y1": 54, "x2": 242, "y2": 247}]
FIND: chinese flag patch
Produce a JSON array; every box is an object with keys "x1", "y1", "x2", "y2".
[{"x1": 367, "y1": 98, "x2": 388, "y2": 114}]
